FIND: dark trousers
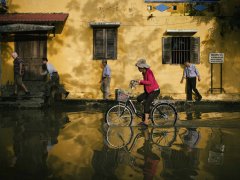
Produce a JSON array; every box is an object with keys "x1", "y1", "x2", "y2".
[
  {"x1": 186, "y1": 77, "x2": 201, "y2": 100},
  {"x1": 137, "y1": 89, "x2": 160, "y2": 113}
]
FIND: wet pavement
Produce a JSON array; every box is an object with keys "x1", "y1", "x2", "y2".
[{"x1": 0, "y1": 108, "x2": 240, "y2": 180}]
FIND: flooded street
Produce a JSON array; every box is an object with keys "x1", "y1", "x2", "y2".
[{"x1": 0, "y1": 109, "x2": 240, "y2": 180}]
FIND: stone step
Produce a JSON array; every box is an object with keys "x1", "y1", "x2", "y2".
[{"x1": 1, "y1": 81, "x2": 45, "y2": 96}]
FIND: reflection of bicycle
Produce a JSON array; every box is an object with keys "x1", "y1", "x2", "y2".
[
  {"x1": 105, "y1": 126, "x2": 177, "y2": 149},
  {"x1": 105, "y1": 80, "x2": 178, "y2": 126},
  {"x1": 104, "y1": 126, "x2": 177, "y2": 173}
]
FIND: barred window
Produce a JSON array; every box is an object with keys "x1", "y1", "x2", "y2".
[
  {"x1": 93, "y1": 28, "x2": 117, "y2": 60},
  {"x1": 162, "y1": 36, "x2": 200, "y2": 64}
]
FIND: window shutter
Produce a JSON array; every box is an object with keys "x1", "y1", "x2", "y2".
[
  {"x1": 162, "y1": 37, "x2": 172, "y2": 64},
  {"x1": 106, "y1": 29, "x2": 117, "y2": 59},
  {"x1": 93, "y1": 29, "x2": 105, "y2": 59},
  {"x1": 190, "y1": 37, "x2": 200, "y2": 64}
]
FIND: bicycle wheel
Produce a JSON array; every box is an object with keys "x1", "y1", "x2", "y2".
[
  {"x1": 105, "y1": 126, "x2": 133, "y2": 149},
  {"x1": 151, "y1": 103, "x2": 177, "y2": 126},
  {"x1": 151, "y1": 127, "x2": 177, "y2": 147},
  {"x1": 105, "y1": 103, "x2": 133, "y2": 126}
]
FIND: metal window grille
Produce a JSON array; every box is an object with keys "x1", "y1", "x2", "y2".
[{"x1": 172, "y1": 37, "x2": 190, "y2": 64}]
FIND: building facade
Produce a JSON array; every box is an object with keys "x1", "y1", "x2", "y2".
[{"x1": 0, "y1": 0, "x2": 239, "y2": 100}]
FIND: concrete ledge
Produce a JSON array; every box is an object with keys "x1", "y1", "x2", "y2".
[
  {"x1": 1, "y1": 97, "x2": 240, "y2": 110},
  {"x1": 54, "y1": 99, "x2": 240, "y2": 112}
]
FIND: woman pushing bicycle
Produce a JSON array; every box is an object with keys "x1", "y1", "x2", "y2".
[{"x1": 134, "y1": 59, "x2": 160, "y2": 127}]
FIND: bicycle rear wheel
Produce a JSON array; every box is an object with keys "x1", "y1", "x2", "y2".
[
  {"x1": 151, "y1": 127, "x2": 177, "y2": 147},
  {"x1": 151, "y1": 103, "x2": 177, "y2": 126},
  {"x1": 105, "y1": 103, "x2": 133, "y2": 126}
]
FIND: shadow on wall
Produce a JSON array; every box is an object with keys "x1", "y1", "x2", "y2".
[
  {"x1": 1, "y1": 1, "x2": 20, "y2": 85},
  {"x1": 191, "y1": 0, "x2": 240, "y2": 93},
  {"x1": 49, "y1": 0, "x2": 240, "y2": 98},
  {"x1": 1, "y1": 39, "x2": 14, "y2": 84},
  {"x1": 6, "y1": 0, "x2": 20, "y2": 13},
  {"x1": 57, "y1": 0, "x2": 150, "y2": 96}
]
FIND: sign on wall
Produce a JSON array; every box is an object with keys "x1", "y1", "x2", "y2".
[
  {"x1": 209, "y1": 53, "x2": 224, "y2": 63},
  {"x1": 145, "y1": 0, "x2": 219, "y2": 2}
]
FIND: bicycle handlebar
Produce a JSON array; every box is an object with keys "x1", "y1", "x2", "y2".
[{"x1": 129, "y1": 80, "x2": 139, "y2": 89}]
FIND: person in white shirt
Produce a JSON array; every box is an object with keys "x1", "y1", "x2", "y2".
[
  {"x1": 100, "y1": 60, "x2": 111, "y2": 99},
  {"x1": 40, "y1": 58, "x2": 69, "y2": 99},
  {"x1": 180, "y1": 61, "x2": 202, "y2": 102}
]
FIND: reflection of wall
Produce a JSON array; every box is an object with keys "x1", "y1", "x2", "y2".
[
  {"x1": 0, "y1": 110, "x2": 69, "y2": 179},
  {"x1": 1, "y1": 0, "x2": 239, "y2": 99},
  {"x1": 47, "y1": 112, "x2": 103, "y2": 179},
  {"x1": 161, "y1": 148, "x2": 200, "y2": 179}
]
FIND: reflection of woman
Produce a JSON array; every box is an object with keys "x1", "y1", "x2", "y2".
[
  {"x1": 135, "y1": 59, "x2": 160, "y2": 126},
  {"x1": 136, "y1": 128, "x2": 160, "y2": 179}
]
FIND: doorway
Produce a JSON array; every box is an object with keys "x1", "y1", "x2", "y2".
[{"x1": 15, "y1": 34, "x2": 47, "y2": 81}]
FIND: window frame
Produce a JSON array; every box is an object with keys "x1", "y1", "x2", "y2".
[
  {"x1": 162, "y1": 36, "x2": 200, "y2": 64},
  {"x1": 92, "y1": 27, "x2": 118, "y2": 60}
]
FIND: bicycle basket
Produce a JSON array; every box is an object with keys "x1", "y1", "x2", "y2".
[{"x1": 116, "y1": 89, "x2": 129, "y2": 102}]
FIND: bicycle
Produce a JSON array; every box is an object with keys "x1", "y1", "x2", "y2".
[{"x1": 105, "y1": 80, "x2": 178, "y2": 126}]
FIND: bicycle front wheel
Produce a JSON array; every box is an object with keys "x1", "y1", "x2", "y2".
[
  {"x1": 151, "y1": 103, "x2": 177, "y2": 126},
  {"x1": 105, "y1": 104, "x2": 133, "y2": 126}
]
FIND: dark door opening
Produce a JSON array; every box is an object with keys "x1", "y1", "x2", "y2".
[{"x1": 15, "y1": 34, "x2": 47, "y2": 81}]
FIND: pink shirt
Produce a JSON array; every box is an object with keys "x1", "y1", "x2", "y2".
[{"x1": 139, "y1": 68, "x2": 159, "y2": 94}]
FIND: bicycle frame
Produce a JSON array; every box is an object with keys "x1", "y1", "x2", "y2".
[
  {"x1": 120, "y1": 98, "x2": 175, "y2": 121},
  {"x1": 120, "y1": 98, "x2": 143, "y2": 119}
]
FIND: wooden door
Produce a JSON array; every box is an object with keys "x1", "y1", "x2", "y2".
[{"x1": 15, "y1": 34, "x2": 47, "y2": 81}]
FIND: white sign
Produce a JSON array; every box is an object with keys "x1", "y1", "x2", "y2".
[{"x1": 209, "y1": 53, "x2": 224, "y2": 63}]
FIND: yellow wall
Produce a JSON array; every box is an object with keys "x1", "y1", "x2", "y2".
[
  {"x1": 1, "y1": 41, "x2": 14, "y2": 85},
  {"x1": 1, "y1": 0, "x2": 240, "y2": 100}
]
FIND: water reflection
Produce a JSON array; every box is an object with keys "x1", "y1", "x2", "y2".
[
  {"x1": 208, "y1": 128, "x2": 225, "y2": 166},
  {"x1": 161, "y1": 128, "x2": 201, "y2": 179},
  {"x1": 104, "y1": 126, "x2": 201, "y2": 179},
  {"x1": 104, "y1": 126, "x2": 162, "y2": 179},
  {"x1": 185, "y1": 110, "x2": 202, "y2": 120},
  {"x1": 0, "y1": 110, "x2": 69, "y2": 179},
  {"x1": 92, "y1": 143, "x2": 119, "y2": 180},
  {"x1": 0, "y1": 110, "x2": 240, "y2": 179}
]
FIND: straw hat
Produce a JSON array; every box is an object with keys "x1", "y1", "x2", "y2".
[{"x1": 135, "y1": 58, "x2": 150, "y2": 68}]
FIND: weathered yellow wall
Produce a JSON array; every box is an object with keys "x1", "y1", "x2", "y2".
[{"x1": 2, "y1": 0, "x2": 239, "y2": 100}]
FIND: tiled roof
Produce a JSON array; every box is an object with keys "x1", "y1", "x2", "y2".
[{"x1": 0, "y1": 13, "x2": 68, "y2": 24}]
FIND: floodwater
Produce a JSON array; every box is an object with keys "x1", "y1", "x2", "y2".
[{"x1": 0, "y1": 109, "x2": 240, "y2": 180}]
